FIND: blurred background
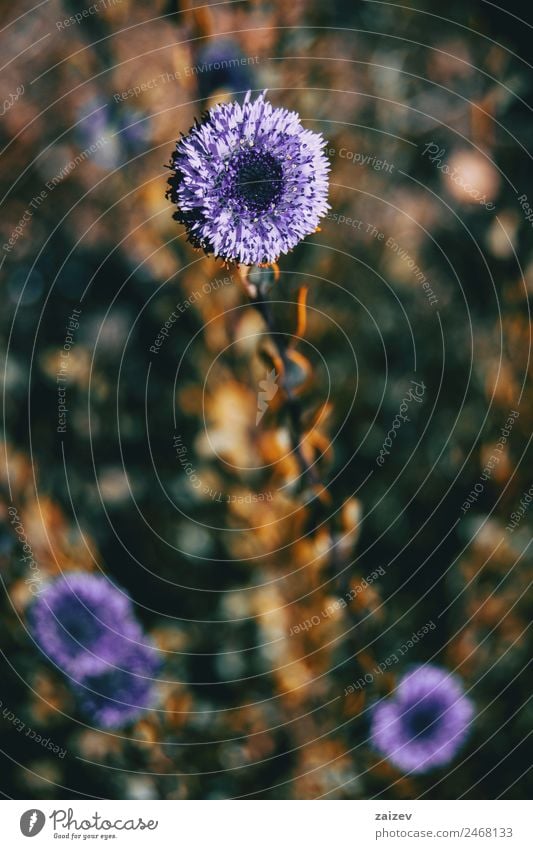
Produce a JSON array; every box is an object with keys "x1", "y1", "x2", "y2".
[{"x1": 0, "y1": 0, "x2": 532, "y2": 799}]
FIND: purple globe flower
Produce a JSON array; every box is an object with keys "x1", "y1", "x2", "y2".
[
  {"x1": 72, "y1": 642, "x2": 161, "y2": 729},
  {"x1": 371, "y1": 665, "x2": 474, "y2": 773},
  {"x1": 167, "y1": 91, "x2": 330, "y2": 265},
  {"x1": 28, "y1": 573, "x2": 143, "y2": 675}
]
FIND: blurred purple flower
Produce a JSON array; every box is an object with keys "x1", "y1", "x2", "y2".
[
  {"x1": 29, "y1": 573, "x2": 143, "y2": 675},
  {"x1": 118, "y1": 109, "x2": 151, "y2": 154},
  {"x1": 72, "y1": 643, "x2": 161, "y2": 729},
  {"x1": 371, "y1": 664, "x2": 474, "y2": 773},
  {"x1": 75, "y1": 100, "x2": 150, "y2": 168},
  {"x1": 195, "y1": 38, "x2": 255, "y2": 101},
  {"x1": 167, "y1": 91, "x2": 330, "y2": 265}
]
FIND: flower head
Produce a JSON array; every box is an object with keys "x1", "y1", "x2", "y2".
[
  {"x1": 72, "y1": 642, "x2": 161, "y2": 729},
  {"x1": 28, "y1": 573, "x2": 143, "y2": 675},
  {"x1": 167, "y1": 91, "x2": 330, "y2": 265},
  {"x1": 370, "y1": 665, "x2": 474, "y2": 773}
]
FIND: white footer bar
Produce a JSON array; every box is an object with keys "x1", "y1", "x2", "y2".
[{"x1": 4, "y1": 800, "x2": 529, "y2": 848}]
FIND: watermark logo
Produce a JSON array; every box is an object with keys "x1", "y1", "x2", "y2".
[
  {"x1": 461, "y1": 408, "x2": 519, "y2": 514},
  {"x1": 256, "y1": 368, "x2": 279, "y2": 425},
  {"x1": 1, "y1": 84, "x2": 24, "y2": 117},
  {"x1": 376, "y1": 380, "x2": 426, "y2": 466},
  {"x1": 20, "y1": 810, "x2": 45, "y2": 837}
]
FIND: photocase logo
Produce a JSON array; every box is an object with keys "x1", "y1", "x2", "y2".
[
  {"x1": 256, "y1": 368, "x2": 279, "y2": 425},
  {"x1": 20, "y1": 809, "x2": 46, "y2": 837}
]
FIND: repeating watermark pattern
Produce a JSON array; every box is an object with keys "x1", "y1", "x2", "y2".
[
  {"x1": 114, "y1": 56, "x2": 260, "y2": 102},
  {"x1": 288, "y1": 566, "x2": 386, "y2": 636},
  {"x1": 57, "y1": 308, "x2": 82, "y2": 434},
  {"x1": 56, "y1": 0, "x2": 122, "y2": 30},
  {"x1": 47, "y1": 138, "x2": 110, "y2": 188},
  {"x1": 421, "y1": 142, "x2": 496, "y2": 211},
  {"x1": 343, "y1": 620, "x2": 436, "y2": 695},
  {"x1": 186, "y1": 55, "x2": 259, "y2": 80},
  {"x1": 384, "y1": 236, "x2": 438, "y2": 306},
  {"x1": 326, "y1": 146, "x2": 395, "y2": 173},
  {"x1": 256, "y1": 368, "x2": 279, "y2": 425},
  {"x1": 7, "y1": 506, "x2": 43, "y2": 595},
  {"x1": 517, "y1": 194, "x2": 533, "y2": 230},
  {"x1": 325, "y1": 211, "x2": 368, "y2": 230},
  {"x1": 3, "y1": 138, "x2": 109, "y2": 253},
  {"x1": 114, "y1": 71, "x2": 181, "y2": 103},
  {"x1": 376, "y1": 380, "x2": 426, "y2": 467},
  {"x1": 0, "y1": 84, "x2": 24, "y2": 117},
  {"x1": 149, "y1": 274, "x2": 234, "y2": 354},
  {"x1": 506, "y1": 483, "x2": 533, "y2": 533},
  {"x1": 4, "y1": 195, "x2": 48, "y2": 254},
  {"x1": 172, "y1": 435, "x2": 272, "y2": 503},
  {"x1": 324, "y1": 215, "x2": 438, "y2": 305},
  {"x1": 461, "y1": 409, "x2": 519, "y2": 514},
  {"x1": 173, "y1": 433, "x2": 224, "y2": 501},
  {"x1": 1, "y1": 700, "x2": 66, "y2": 758}
]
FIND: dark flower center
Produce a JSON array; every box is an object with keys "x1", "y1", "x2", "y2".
[
  {"x1": 230, "y1": 149, "x2": 284, "y2": 215},
  {"x1": 403, "y1": 701, "x2": 442, "y2": 739},
  {"x1": 56, "y1": 601, "x2": 101, "y2": 653},
  {"x1": 88, "y1": 666, "x2": 128, "y2": 698}
]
